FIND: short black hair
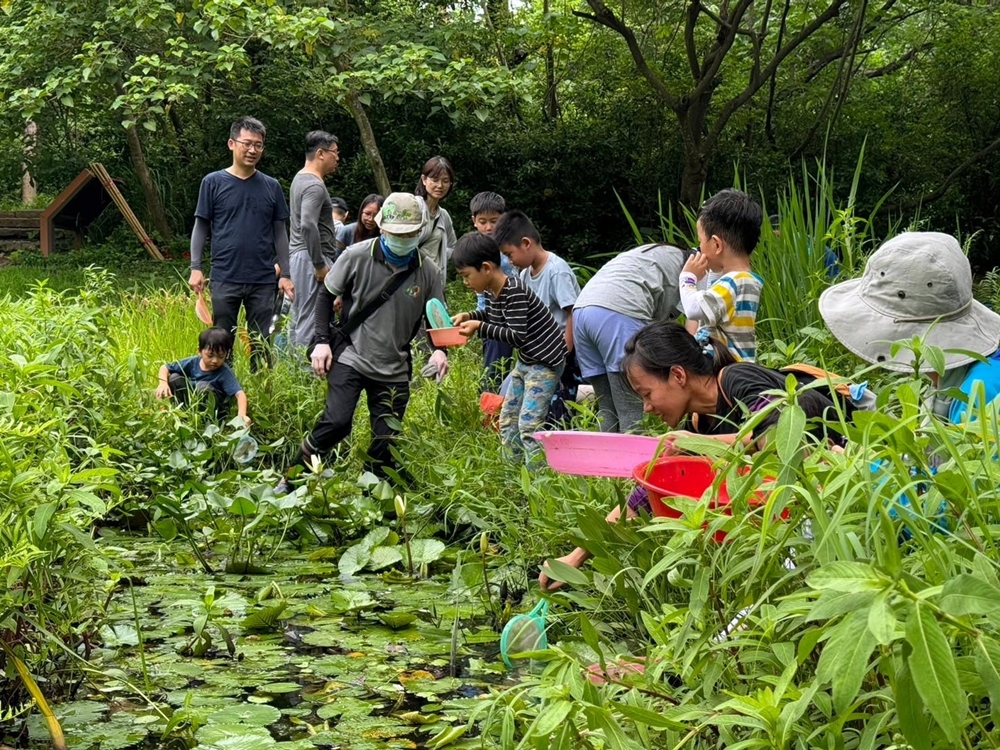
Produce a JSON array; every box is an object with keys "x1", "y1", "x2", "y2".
[
  {"x1": 698, "y1": 189, "x2": 762, "y2": 256},
  {"x1": 230, "y1": 116, "x2": 266, "y2": 141},
  {"x1": 198, "y1": 327, "x2": 234, "y2": 355},
  {"x1": 452, "y1": 231, "x2": 501, "y2": 270},
  {"x1": 470, "y1": 192, "x2": 506, "y2": 216},
  {"x1": 305, "y1": 130, "x2": 338, "y2": 158},
  {"x1": 492, "y1": 209, "x2": 541, "y2": 249}
]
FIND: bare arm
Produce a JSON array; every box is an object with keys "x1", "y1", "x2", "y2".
[{"x1": 235, "y1": 390, "x2": 250, "y2": 425}]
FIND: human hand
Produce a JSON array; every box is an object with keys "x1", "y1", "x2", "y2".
[
  {"x1": 240, "y1": 414, "x2": 252, "y2": 427},
  {"x1": 457, "y1": 320, "x2": 480, "y2": 337},
  {"x1": 279, "y1": 277, "x2": 295, "y2": 302},
  {"x1": 682, "y1": 251, "x2": 710, "y2": 280},
  {"x1": 311, "y1": 343, "x2": 333, "y2": 377},
  {"x1": 155, "y1": 383, "x2": 172, "y2": 399},
  {"x1": 334, "y1": 296, "x2": 343, "y2": 315},
  {"x1": 314, "y1": 265, "x2": 329, "y2": 283},
  {"x1": 451, "y1": 312, "x2": 472, "y2": 325},
  {"x1": 188, "y1": 269, "x2": 206, "y2": 295},
  {"x1": 429, "y1": 349, "x2": 449, "y2": 381},
  {"x1": 538, "y1": 552, "x2": 585, "y2": 592}
]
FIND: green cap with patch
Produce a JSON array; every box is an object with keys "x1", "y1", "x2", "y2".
[{"x1": 375, "y1": 192, "x2": 425, "y2": 234}]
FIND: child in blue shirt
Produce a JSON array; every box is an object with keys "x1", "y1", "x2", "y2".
[
  {"x1": 493, "y1": 209, "x2": 581, "y2": 421},
  {"x1": 156, "y1": 327, "x2": 250, "y2": 425},
  {"x1": 452, "y1": 233, "x2": 566, "y2": 466}
]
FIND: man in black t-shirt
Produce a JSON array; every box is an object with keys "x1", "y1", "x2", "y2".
[{"x1": 188, "y1": 116, "x2": 293, "y2": 369}]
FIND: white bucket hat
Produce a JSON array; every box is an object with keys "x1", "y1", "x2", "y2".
[
  {"x1": 375, "y1": 192, "x2": 425, "y2": 234},
  {"x1": 818, "y1": 232, "x2": 1000, "y2": 373}
]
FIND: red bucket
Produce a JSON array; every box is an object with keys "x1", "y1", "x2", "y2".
[{"x1": 632, "y1": 456, "x2": 775, "y2": 542}]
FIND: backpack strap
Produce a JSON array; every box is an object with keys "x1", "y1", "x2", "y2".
[
  {"x1": 716, "y1": 366, "x2": 734, "y2": 409},
  {"x1": 781, "y1": 363, "x2": 854, "y2": 400}
]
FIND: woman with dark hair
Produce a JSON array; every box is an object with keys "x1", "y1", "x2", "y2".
[
  {"x1": 538, "y1": 321, "x2": 846, "y2": 591},
  {"x1": 415, "y1": 156, "x2": 458, "y2": 290},
  {"x1": 337, "y1": 194, "x2": 384, "y2": 253}
]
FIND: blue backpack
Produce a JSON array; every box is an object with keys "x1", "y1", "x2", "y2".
[{"x1": 948, "y1": 349, "x2": 1000, "y2": 424}]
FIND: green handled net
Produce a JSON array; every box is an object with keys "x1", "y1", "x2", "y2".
[
  {"x1": 499, "y1": 598, "x2": 548, "y2": 668},
  {"x1": 425, "y1": 298, "x2": 451, "y2": 330}
]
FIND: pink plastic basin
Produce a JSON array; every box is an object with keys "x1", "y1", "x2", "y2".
[{"x1": 533, "y1": 431, "x2": 666, "y2": 478}]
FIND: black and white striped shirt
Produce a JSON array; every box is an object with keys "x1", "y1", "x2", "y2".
[{"x1": 471, "y1": 277, "x2": 567, "y2": 369}]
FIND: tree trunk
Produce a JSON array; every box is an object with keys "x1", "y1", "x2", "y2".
[
  {"x1": 124, "y1": 123, "x2": 174, "y2": 241},
  {"x1": 22, "y1": 120, "x2": 37, "y2": 204},
  {"x1": 542, "y1": 0, "x2": 559, "y2": 120},
  {"x1": 342, "y1": 89, "x2": 391, "y2": 196}
]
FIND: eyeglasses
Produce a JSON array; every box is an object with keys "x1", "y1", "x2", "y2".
[
  {"x1": 319, "y1": 148, "x2": 339, "y2": 158},
  {"x1": 425, "y1": 175, "x2": 452, "y2": 187},
  {"x1": 233, "y1": 139, "x2": 265, "y2": 152}
]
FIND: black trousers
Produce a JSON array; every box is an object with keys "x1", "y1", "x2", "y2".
[
  {"x1": 302, "y1": 363, "x2": 410, "y2": 478},
  {"x1": 211, "y1": 281, "x2": 277, "y2": 370},
  {"x1": 168, "y1": 372, "x2": 229, "y2": 419}
]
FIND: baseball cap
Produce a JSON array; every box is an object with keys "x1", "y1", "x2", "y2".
[
  {"x1": 330, "y1": 196, "x2": 348, "y2": 212},
  {"x1": 375, "y1": 192, "x2": 425, "y2": 234},
  {"x1": 819, "y1": 232, "x2": 1000, "y2": 372}
]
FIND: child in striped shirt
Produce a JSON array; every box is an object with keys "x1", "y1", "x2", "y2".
[
  {"x1": 679, "y1": 189, "x2": 764, "y2": 361},
  {"x1": 452, "y1": 232, "x2": 567, "y2": 466}
]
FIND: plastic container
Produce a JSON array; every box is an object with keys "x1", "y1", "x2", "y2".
[
  {"x1": 632, "y1": 456, "x2": 776, "y2": 542},
  {"x1": 428, "y1": 327, "x2": 468, "y2": 347},
  {"x1": 533, "y1": 431, "x2": 666, "y2": 478}
]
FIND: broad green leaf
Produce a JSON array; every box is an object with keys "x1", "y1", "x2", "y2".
[
  {"x1": 338, "y1": 543, "x2": 371, "y2": 576},
  {"x1": 974, "y1": 636, "x2": 1000, "y2": 707},
  {"x1": 774, "y1": 402, "x2": 806, "y2": 465},
  {"x1": 31, "y1": 502, "x2": 57, "y2": 542},
  {"x1": 405, "y1": 538, "x2": 446, "y2": 566},
  {"x1": 369, "y1": 545, "x2": 403, "y2": 570},
  {"x1": 532, "y1": 700, "x2": 573, "y2": 736},
  {"x1": 867, "y1": 590, "x2": 898, "y2": 645},
  {"x1": 241, "y1": 602, "x2": 287, "y2": 632},
  {"x1": 895, "y1": 664, "x2": 933, "y2": 750},
  {"x1": 806, "y1": 589, "x2": 877, "y2": 622},
  {"x1": 206, "y1": 703, "x2": 281, "y2": 726},
  {"x1": 808, "y1": 561, "x2": 886, "y2": 592},
  {"x1": 228, "y1": 496, "x2": 257, "y2": 516},
  {"x1": 816, "y1": 608, "x2": 877, "y2": 714},
  {"x1": 615, "y1": 701, "x2": 685, "y2": 730},
  {"x1": 542, "y1": 558, "x2": 589, "y2": 586},
  {"x1": 905, "y1": 602, "x2": 966, "y2": 741},
  {"x1": 939, "y1": 573, "x2": 1000, "y2": 617}
]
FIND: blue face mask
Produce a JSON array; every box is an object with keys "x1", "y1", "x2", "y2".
[{"x1": 381, "y1": 234, "x2": 420, "y2": 265}]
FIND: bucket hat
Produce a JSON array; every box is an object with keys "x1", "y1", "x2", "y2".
[
  {"x1": 375, "y1": 192, "x2": 425, "y2": 234},
  {"x1": 819, "y1": 232, "x2": 1000, "y2": 372}
]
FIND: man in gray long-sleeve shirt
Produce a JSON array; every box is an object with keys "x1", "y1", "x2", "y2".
[
  {"x1": 287, "y1": 131, "x2": 341, "y2": 347},
  {"x1": 188, "y1": 116, "x2": 293, "y2": 370}
]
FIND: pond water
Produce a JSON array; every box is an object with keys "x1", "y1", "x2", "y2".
[{"x1": 23, "y1": 535, "x2": 521, "y2": 749}]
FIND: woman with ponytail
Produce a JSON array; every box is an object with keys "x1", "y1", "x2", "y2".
[{"x1": 539, "y1": 321, "x2": 845, "y2": 591}]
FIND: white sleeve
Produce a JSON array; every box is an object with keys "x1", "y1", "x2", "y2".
[{"x1": 679, "y1": 270, "x2": 705, "y2": 319}]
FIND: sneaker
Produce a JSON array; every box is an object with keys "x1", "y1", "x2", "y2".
[{"x1": 274, "y1": 478, "x2": 294, "y2": 496}]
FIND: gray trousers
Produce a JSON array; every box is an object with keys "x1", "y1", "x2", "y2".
[
  {"x1": 288, "y1": 251, "x2": 331, "y2": 348},
  {"x1": 588, "y1": 372, "x2": 644, "y2": 434}
]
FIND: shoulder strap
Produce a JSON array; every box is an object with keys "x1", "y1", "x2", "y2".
[
  {"x1": 340, "y1": 243, "x2": 419, "y2": 336},
  {"x1": 716, "y1": 366, "x2": 734, "y2": 408}
]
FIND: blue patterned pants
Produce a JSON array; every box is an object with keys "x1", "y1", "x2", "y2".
[{"x1": 500, "y1": 360, "x2": 562, "y2": 467}]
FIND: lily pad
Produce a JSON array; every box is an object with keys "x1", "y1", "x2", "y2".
[
  {"x1": 207, "y1": 703, "x2": 282, "y2": 726},
  {"x1": 378, "y1": 611, "x2": 417, "y2": 630},
  {"x1": 330, "y1": 590, "x2": 377, "y2": 614},
  {"x1": 195, "y1": 723, "x2": 275, "y2": 749}
]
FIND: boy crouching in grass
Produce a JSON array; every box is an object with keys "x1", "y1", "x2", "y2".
[
  {"x1": 451, "y1": 232, "x2": 566, "y2": 466},
  {"x1": 155, "y1": 327, "x2": 251, "y2": 426}
]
